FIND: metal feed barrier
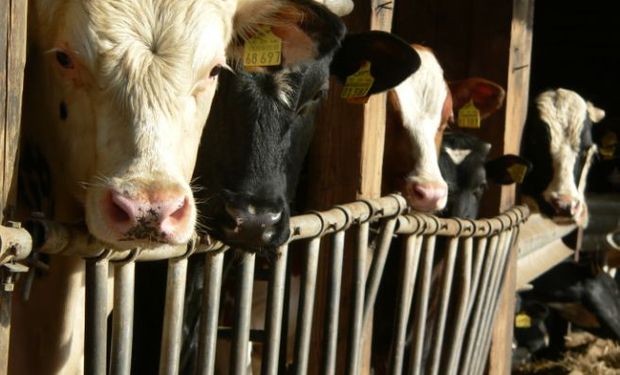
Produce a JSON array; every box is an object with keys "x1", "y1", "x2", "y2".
[{"x1": 1, "y1": 195, "x2": 529, "y2": 375}]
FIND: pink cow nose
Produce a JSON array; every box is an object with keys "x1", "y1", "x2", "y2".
[
  {"x1": 103, "y1": 189, "x2": 191, "y2": 243},
  {"x1": 406, "y1": 181, "x2": 448, "y2": 212},
  {"x1": 550, "y1": 195, "x2": 580, "y2": 217}
]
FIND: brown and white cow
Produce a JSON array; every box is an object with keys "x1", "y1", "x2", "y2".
[
  {"x1": 383, "y1": 45, "x2": 452, "y2": 212},
  {"x1": 12, "y1": 0, "x2": 355, "y2": 373}
]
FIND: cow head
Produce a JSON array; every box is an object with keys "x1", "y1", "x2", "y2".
[
  {"x1": 196, "y1": 26, "x2": 420, "y2": 250},
  {"x1": 382, "y1": 45, "x2": 453, "y2": 212},
  {"x1": 23, "y1": 0, "x2": 339, "y2": 249},
  {"x1": 521, "y1": 88, "x2": 605, "y2": 225},
  {"x1": 440, "y1": 131, "x2": 531, "y2": 219}
]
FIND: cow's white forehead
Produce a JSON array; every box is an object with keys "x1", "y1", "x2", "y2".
[{"x1": 536, "y1": 88, "x2": 588, "y2": 151}]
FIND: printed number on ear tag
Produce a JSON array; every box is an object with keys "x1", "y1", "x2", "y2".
[
  {"x1": 507, "y1": 163, "x2": 528, "y2": 184},
  {"x1": 341, "y1": 61, "x2": 374, "y2": 104},
  {"x1": 515, "y1": 313, "x2": 532, "y2": 328},
  {"x1": 244, "y1": 26, "x2": 282, "y2": 67},
  {"x1": 458, "y1": 100, "x2": 481, "y2": 128}
]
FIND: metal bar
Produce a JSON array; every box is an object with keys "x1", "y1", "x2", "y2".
[
  {"x1": 444, "y1": 237, "x2": 472, "y2": 375},
  {"x1": 471, "y1": 230, "x2": 511, "y2": 375},
  {"x1": 197, "y1": 251, "x2": 224, "y2": 375},
  {"x1": 447, "y1": 237, "x2": 478, "y2": 375},
  {"x1": 85, "y1": 257, "x2": 109, "y2": 375},
  {"x1": 428, "y1": 237, "x2": 459, "y2": 375},
  {"x1": 0, "y1": 224, "x2": 32, "y2": 263},
  {"x1": 363, "y1": 217, "x2": 398, "y2": 328},
  {"x1": 230, "y1": 251, "x2": 256, "y2": 375},
  {"x1": 346, "y1": 222, "x2": 369, "y2": 375},
  {"x1": 321, "y1": 231, "x2": 345, "y2": 375},
  {"x1": 261, "y1": 245, "x2": 289, "y2": 375},
  {"x1": 389, "y1": 235, "x2": 421, "y2": 375},
  {"x1": 159, "y1": 258, "x2": 188, "y2": 375},
  {"x1": 460, "y1": 234, "x2": 499, "y2": 374},
  {"x1": 110, "y1": 261, "x2": 136, "y2": 375},
  {"x1": 407, "y1": 235, "x2": 436, "y2": 375},
  {"x1": 293, "y1": 238, "x2": 321, "y2": 375}
]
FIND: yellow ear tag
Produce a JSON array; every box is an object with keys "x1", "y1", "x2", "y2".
[
  {"x1": 341, "y1": 61, "x2": 374, "y2": 104},
  {"x1": 600, "y1": 132, "x2": 617, "y2": 160},
  {"x1": 515, "y1": 313, "x2": 532, "y2": 328},
  {"x1": 243, "y1": 26, "x2": 282, "y2": 68},
  {"x1": 507, "y1": 163, "x2": 528, "y2": 184},
  {"x1": 457, "y1": 100, "x2": 481, "y2": 128}
]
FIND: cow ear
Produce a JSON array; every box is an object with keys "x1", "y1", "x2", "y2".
[
  {"x1": 231, "y1": 0, "x2": 346, "y2": 67},
  {"x1": 448, "y1": 78, "x2": 506, "y2": 119},
  {"x1": 485, "y1": 154, "x2": 532, "y2": 185},
  {"x1": 586, "y1": 101, "x2": 605, "y2": 123},
  {"x1": 330, "y1": 31, "x2": 421, "y2": 95}
]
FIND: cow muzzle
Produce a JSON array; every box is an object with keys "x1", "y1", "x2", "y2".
[
  {"x1": 98, "y1": 187, "x2": 194, "y2": 246},
  {"x1": 405, "y1": 181, "x2": 448, "y2": 212},
  {"x1": 219, "y1": 195, "x2": 288, "y2": 250}
]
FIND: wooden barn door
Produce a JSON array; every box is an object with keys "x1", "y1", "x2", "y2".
[{"x1": 0, "y1": 0, "x2": 29, "y2": 373}]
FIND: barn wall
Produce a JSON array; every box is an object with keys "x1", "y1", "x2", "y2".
[{"x1": 0, "y1": 0, "x2": 29, "y2": 373}]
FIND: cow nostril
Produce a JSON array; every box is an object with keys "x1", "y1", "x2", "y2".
[
  {"x1": 411, "y1": 185, "x2": 427, "y2": 200},
  {"x1": 170, "y1": 198, "x2": 189, "y2": 221},
  {"x1": 109, "y1": 200, "x2": 131, "y2": 223}
]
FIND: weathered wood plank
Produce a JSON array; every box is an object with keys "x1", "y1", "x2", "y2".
[
  {"x1": 302, "y1": 2, "x2": 393, "y2": 374},
  {"x1": 0, "y1": 0, "x2": 29, "y2": 373},
  {"x1": 488, "y1": 1, "x2": 534, "y2": 374}
]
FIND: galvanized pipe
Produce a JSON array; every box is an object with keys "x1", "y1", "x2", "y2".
[
  {"x1": 363, "y1": 217, "x2": 398, "y2": 328},
  {"x1": 0, "y1": 223, "x2": 32, "y2": 262},
  {"x1": 471, "y1": 230, "x2": 512, "y2": 375},
  {"x1": 460, "y1": 234, "x2": 499, "y2": 374},
  {"x1": 389, "y1": 235, "x2": 421, "y2": 375},
  {"x1": 85, "y1": 257, "x2": 109, "y2": 375},
  {"x1": 407, "y1": 235, "x2": 436, "y2": 375},
  {"x1": 230, "y1": 251, "x2": 256, "y2": 375},
  {"x1": 321, "y1": 231, "x2": 345, "y2": 375},
  {"x1": 261, "y1": 245, "x2": 289, "y2": 375},
  {"x1": 197, "y1": 251, "x2": 224, "y2": 375},
  {"x1": 346, "y1": 222, "x2": 369, "y2": 375},
  {"x1": 159, "y1": 258, "x2": 188, "y2": 375},
  {"x1": 428, "y1": 237, "x2": 459, "y2": 375},
  {"x1": 293, "y1": 238, "x2": 321, "y2": 375},
  {"x1": 110, "y1": 261, "x2": 136, "y2": 375},
  {"x1": 447, "y1": 237, "x2": 477, "y2": 374}
]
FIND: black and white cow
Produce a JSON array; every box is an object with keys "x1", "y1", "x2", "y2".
[
  {"x1": 195, "y1": 30, "x2": 421, "y2": 250},
  {"x1": 520, "y1": 88, "x2": 605, "y2": 226},
  {"x1": 516, "y1": 261, "x2": 620, "y2": 359},
  {"x1": 439, "y1": 131, "x2": 530, "y2": 219}
]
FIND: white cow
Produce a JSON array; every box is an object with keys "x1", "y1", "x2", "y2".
[{"x1": 12, "y1": 0, "x2": 353, "y2": 373}]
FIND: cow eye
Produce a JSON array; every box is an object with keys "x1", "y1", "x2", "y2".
[
  {"x1": 55, "y1": 51, "x2": 74, "y2": 69},
  {"x1": 209, "y1": 65, "x2": 222, "y2": 78}
]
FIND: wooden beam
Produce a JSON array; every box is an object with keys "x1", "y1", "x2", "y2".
[
  {"x1": 302, "y1": 2, "x2": 393, "y2": 374},
  {"x1": 0, "y1": 0, "x2": 29, "y2": 373},
  {"x1": 488, "y1": 1, "x2": 534, "y2": 374}
]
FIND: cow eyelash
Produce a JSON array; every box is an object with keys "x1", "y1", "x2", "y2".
[{"x1": 55, "y1": 51, "x2": 74, "y2": 69}]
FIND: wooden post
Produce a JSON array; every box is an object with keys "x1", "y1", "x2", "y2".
[
  {"x1": 488, "y1": 1, "x2": 534, "y2": 374},
  {"x1": 0, "y1": 0, "x2": 29, "y2": 373},
  {"x1": 302, "y1": 2, "x2": 393, "y2": 373}
]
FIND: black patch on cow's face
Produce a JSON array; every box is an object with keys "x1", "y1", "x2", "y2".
[
  {"x1": 438, "y1": 131, "x2": 490, "y2": 219},
  {"x1": 59, "y1": 101, "x2": 68, "y2": 120},
  {"x1": 195, "y1": 59, "x2": 331, "y2": 250},
  {"x1": 520, "y1": 106, "x2": 593, "y2": 216}
]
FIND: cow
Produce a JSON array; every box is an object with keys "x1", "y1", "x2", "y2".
[
  {"x1": 194, "y1": 31, "x2": 421, "y2": 250},
  {"x1": 520, "y1": 88, "x2": 605, "y2": 226},
  {"x1": 12, "y1": 0, "x2": 360, "y2": 374},
  {"x1": 516, "y1": 261, "x2": 620, "y2": 359},
  {"x1": 439, "y1": 131, "x2": 531, "y2": 219}
]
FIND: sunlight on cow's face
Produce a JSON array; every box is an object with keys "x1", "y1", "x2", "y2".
[{"x1": 30, "y1": 0, "x2": 234, "y2": 248}]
